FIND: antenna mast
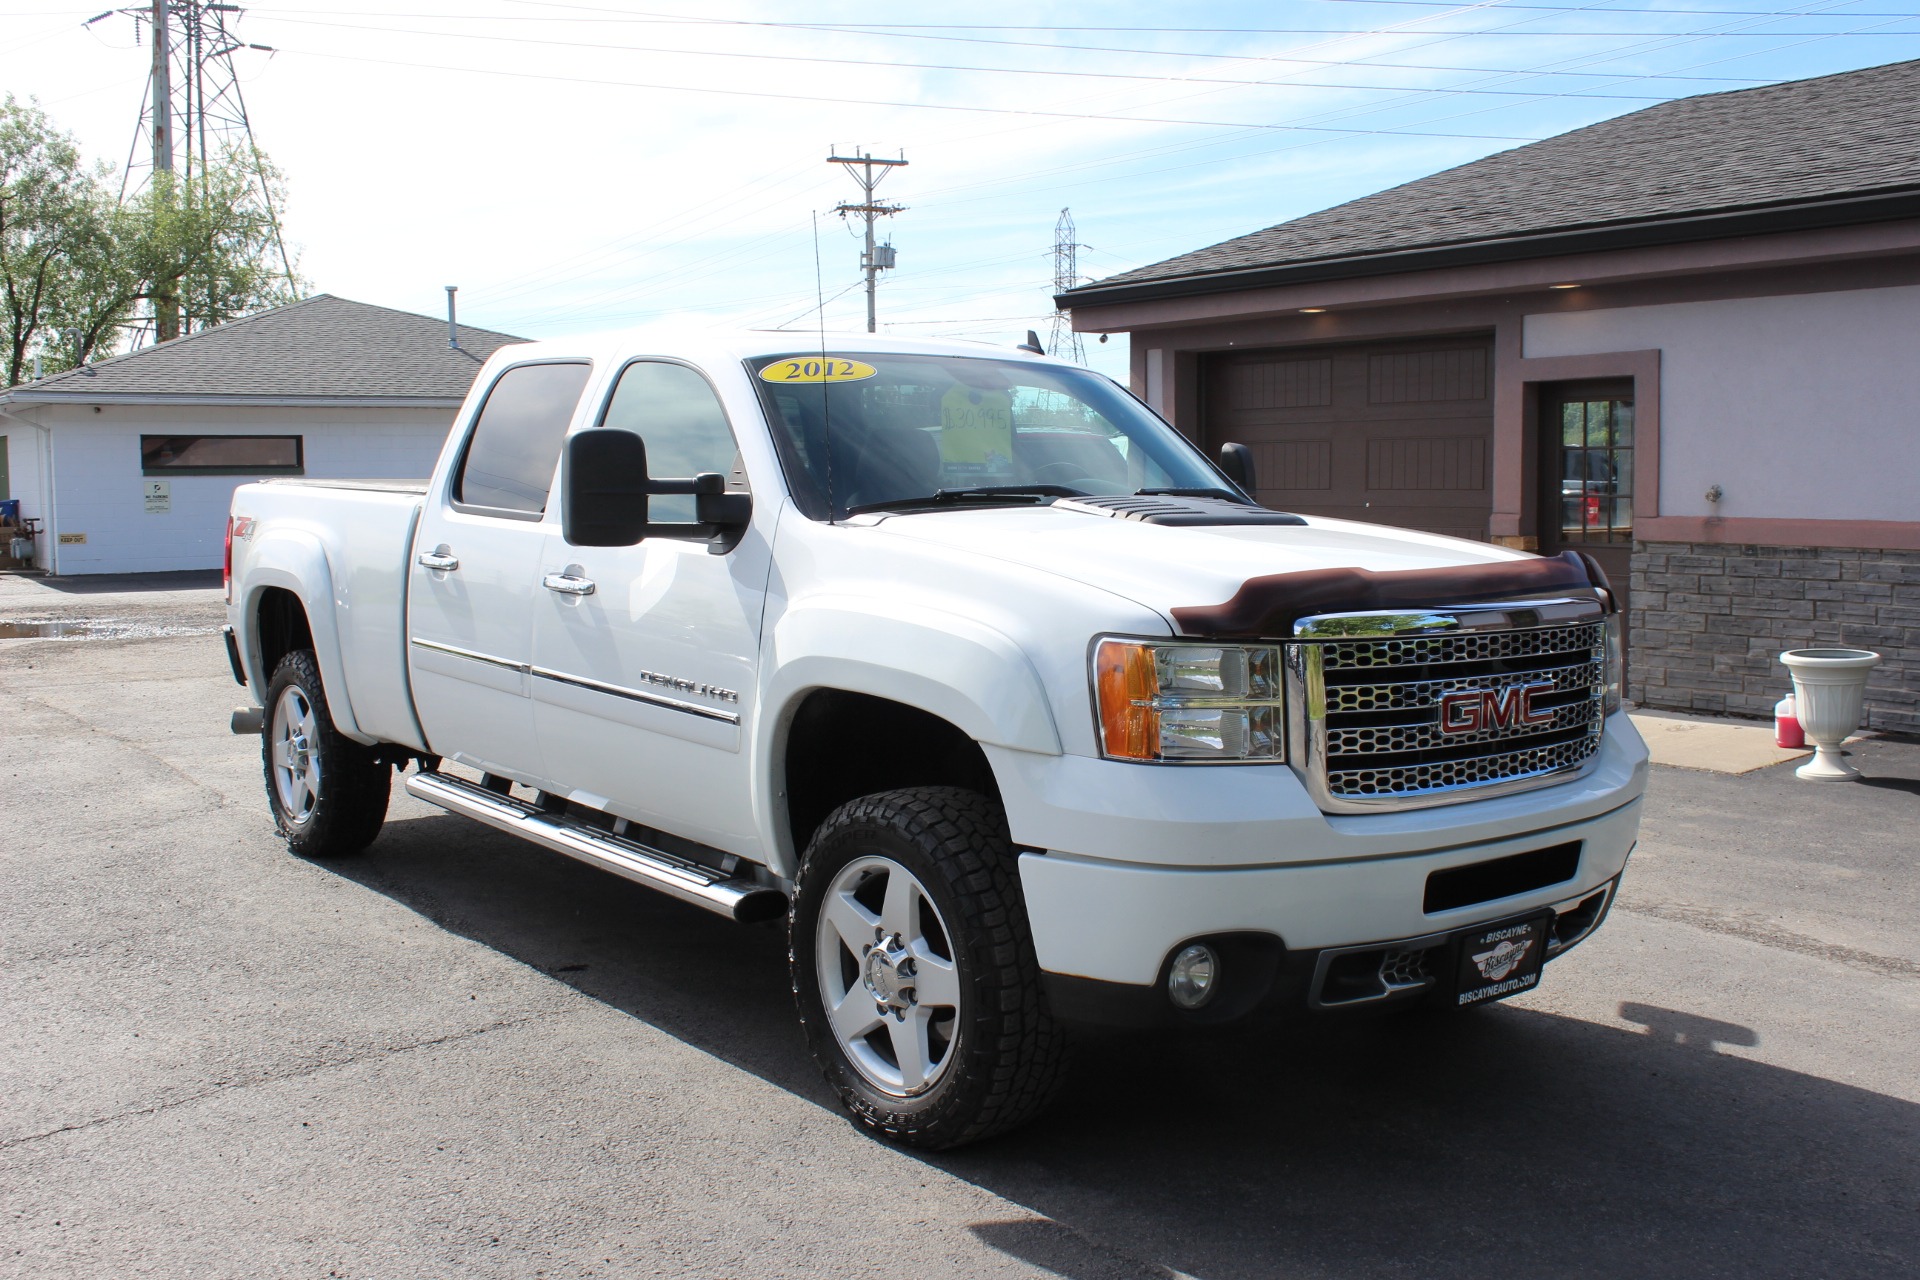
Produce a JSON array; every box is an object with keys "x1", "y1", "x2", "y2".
[
  {"x1": 826, "y1": 147, "x2": 907, "y2": 334},
  {"x1": 1048, "y1": 208, "x2": 1086, "y2": 365}
]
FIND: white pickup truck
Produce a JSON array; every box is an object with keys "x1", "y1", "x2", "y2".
[{"x1": 224, "y1": 331, "x2": 1647, "y2": 1148}]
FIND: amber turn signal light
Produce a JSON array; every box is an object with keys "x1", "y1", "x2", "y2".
[{"x1": 1094, "y1": 640, "x2": 1159, "y2": 760}]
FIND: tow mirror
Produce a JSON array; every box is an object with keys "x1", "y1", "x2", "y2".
[
  {"x1": 562, "y1": 429, "x2": 754, "y2": 553},
  {"x1": 1218, "y1": 441, "x2": 1258, "y2": 496},
  {"x1": 564, "y1": 429, "x2": 651, "y2": 546}
]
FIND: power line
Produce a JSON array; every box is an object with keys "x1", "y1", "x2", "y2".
[
  {"x1": 250, "y1": 14, "x2": 1701, "y2": 100},
  {"x1": 495, "y1": 1, "x2": 1920, "y2": 39},
  {"x1": 244, "y1": 8, "x2": 1785, "y2": 82},
  {"x1": 274, "y1": 46, "x2": 1545, "y2": 141}
]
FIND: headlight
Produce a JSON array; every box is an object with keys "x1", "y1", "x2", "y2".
[
  {"x1": 1602, "y1": 614, "x2": 1624, "y2": 716},
  {"x1": 1093, "y1": 638, "x2": 1285, "y2": 762}
]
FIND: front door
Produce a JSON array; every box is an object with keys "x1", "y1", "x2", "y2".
[
  {"x1": 530, "y1": 358, "x2": 772, "y2": 858},
  {"x1": 408, "y1": 359, "x2": 592, "y2": 782},
  {"x1": 1539, "y1": 381, "x2": 1635, "y2": 642}
]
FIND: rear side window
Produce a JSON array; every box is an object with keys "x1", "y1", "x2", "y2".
[
  {"x1": 455, "y1": 361, "x2": 592, "y2": 515},
  {"x1": 599, "y1": 361, "x2": 742, "y2": 522}
]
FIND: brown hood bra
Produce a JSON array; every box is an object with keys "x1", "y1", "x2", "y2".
[{"x1": 1170, "y1": 550, "x2": 1614, "y2": 638}]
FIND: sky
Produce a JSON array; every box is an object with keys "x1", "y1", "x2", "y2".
[{"x1": 4, "y1": 0, "x2": 1919, "y2": 383}]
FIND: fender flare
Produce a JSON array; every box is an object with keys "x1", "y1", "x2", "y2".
[
  {"x1": 751, "y1": 599, "x2": 1063, "y2": 875},
  {"x1": 240, "y1": 529, "x2": 369, "y2": 743}
]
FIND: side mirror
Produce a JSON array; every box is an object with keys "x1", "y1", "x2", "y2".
[
  {"x1": 1218, "y1": 441, "x2": 1258, "y2": 496},
  {"x1": 563, "y1": 429, "x2": 650, "y2": 546},
  {"x1": 562, "y1": 429, "x2": 754, "y2": 553}
]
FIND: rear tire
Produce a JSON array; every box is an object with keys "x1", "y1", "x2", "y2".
[
  {"x1": 261, "y1": 649, "x2": 389, "y2": 858},
  {"x1": 790, "y1": 786, "x2": 1067, "y2": 1149}
]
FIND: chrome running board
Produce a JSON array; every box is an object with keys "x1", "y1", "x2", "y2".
[{"x1": 404, "y1": 770, "x2": 787, "y2": 924}]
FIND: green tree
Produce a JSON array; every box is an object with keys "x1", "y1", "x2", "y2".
[
  {"x1": 116, "y1": 146, "x2": 301, "y2": 344},
  {"x1": 0, "y1": 96, "x2": 303, "y2": 386},
  {"x1": 0, "y1": 96, "x2": 115, "y2": 386}
]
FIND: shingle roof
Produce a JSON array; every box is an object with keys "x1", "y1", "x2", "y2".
[
  {"x1": 1069, "y1": 57, "x2": 1920, "y2": 299},
  {"x1": 3, "y1": 294, "x2": 524, "y2": 403}
]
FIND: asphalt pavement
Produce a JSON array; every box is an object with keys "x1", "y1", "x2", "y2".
[{"x1": 2, "y1": 576, "x2": 1915, "y2": 1279}]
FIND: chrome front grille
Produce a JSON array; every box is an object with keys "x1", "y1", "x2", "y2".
[{"x1": 1287, "y1": 602, "x2": 1608, "y2": 813}]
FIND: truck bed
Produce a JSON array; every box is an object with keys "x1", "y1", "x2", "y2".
[{"x1": 230, "y1": 478, "x2": 428, "y2": 751}]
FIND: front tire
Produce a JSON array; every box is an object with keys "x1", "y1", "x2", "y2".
[
  {"x1": 790, "y1": 786, "x2": 1067, "y2": 1149},
  {"x1": 261, "y1": 649, "x2": 389, "y2": 858}
]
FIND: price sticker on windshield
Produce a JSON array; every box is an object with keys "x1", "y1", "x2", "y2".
[{"x1": 758, "y1": 358, "x2": 878, "y2": 385}]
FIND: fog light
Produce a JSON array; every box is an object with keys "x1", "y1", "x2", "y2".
[{"x1": 1167, "y1": 944, "x2": 1218, "y2": 1009}]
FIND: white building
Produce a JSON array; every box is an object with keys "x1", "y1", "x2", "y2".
[{"x1": 0, "y1": 295, "x2": 522, "y2": 575}]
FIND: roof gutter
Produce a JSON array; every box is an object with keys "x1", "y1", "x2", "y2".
[{"x1": 1057, "y1": 187, "x2": 1920, "y2": 310}]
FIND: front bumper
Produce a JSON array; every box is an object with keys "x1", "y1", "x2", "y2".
[{"x1": 1017, "y1": 793, "x2": 1641, "y2": 1025}]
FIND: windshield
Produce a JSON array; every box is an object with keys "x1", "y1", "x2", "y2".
[{"x1": 748, "y1": 352, "x2": 1232, "y2": 519}]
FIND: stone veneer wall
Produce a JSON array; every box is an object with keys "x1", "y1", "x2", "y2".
[{"x1": 1628, "y1": 541, "x2": 1919, "y2": 736}]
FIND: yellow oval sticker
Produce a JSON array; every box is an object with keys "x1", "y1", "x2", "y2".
[{"x1": 758, "y1": 357, "x2": 878, "y2": 385}]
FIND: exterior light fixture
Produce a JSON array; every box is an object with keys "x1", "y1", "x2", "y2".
[
  {"x1": 1549, "y1": 283, "x2": 1580, "y2": 290},
  {"x1": 1299, "y1": 307, "x2": 1327, "y2": 313},
  {"x1": 1168, "y1": 944, "x2": 1219, "y2": 1009}
]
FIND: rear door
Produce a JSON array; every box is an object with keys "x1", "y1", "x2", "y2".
[
  {"x1": 530, "y1": 358, "x2": 772, "y2": 856},
  {"x1": 408, "y1": 359, "x2": 592, "y2": 782}
]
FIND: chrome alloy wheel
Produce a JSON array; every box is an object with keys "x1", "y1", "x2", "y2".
[
  {"x1": 269, "y1": 684, "x2": 322, "y2": 826},
  {"x1": 815, "y1": 855, "x2": 963, "y2": 1096}
]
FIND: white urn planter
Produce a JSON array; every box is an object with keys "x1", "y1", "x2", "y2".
[{"x1": 1779, "y1": 648, "x2": 1882, "y2": 781}]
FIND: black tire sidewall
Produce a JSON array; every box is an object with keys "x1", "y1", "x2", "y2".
[
  {"x1": 260, "y1": 649, "x2": 388, "y2": 858},
  {"x1": 790, "y1": 787, "x2": 1061, "y2": 1148}
]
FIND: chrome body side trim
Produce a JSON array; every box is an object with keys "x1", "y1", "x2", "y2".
[
  {"x1": 408, "y1": 636, "x2": 529, "y2": 674},
  {"x1": 404, "y1": 770, "x2": 784, "y2": 922},
  {"x1": 529, "y1": 666, "x2": 742, "y2": 725}
]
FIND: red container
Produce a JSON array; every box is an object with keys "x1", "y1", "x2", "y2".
[{"x1": 1774, "y1": 694, "x2": 1805, "y2": 749}]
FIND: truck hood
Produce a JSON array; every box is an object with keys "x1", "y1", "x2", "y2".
[{"x1": 860, "y1": 504, "x2": 1535, "y2": 629}]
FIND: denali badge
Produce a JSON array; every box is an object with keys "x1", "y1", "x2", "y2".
[
  {"x1": 1471, "y1": 935, "x2": 1535, "y2": 982},
  {"x1": 1438, "y1": 682, "x2": 1556, "y2": 735}
]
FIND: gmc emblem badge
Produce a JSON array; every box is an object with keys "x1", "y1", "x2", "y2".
[{"x1": 1439, "y1": 683, "x2": 1557, "y2": 735}]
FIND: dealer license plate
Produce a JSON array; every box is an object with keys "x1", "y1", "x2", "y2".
[{"x1": 1453, "y1": 912, "x2": 1552, "y2": 1007}]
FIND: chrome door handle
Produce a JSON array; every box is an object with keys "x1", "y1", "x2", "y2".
[
  {"x1": 417, "y1": 550, "x2": 460, "y2": 572},
  {"x1": 543, "y1": 572, "x2": 596, "y2": 596}
]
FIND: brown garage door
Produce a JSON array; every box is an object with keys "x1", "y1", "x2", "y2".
[{"x1": 1201, "y1": 337, "x2": 1494, "y2": 541}]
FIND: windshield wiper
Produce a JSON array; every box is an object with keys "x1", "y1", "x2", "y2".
[
  {"x1": 842, "y1": 485, "x2": 1083, "y2": 517},
  {"x1": 1134, "y1": 486, "x2": 1254, "y2": 504}
]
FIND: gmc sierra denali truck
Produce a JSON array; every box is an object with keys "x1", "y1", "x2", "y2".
[{"x1": 223, "y1": 331, "x2": 1647, "y2": 1148}]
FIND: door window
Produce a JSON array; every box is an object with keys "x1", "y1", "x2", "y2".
[
  {"x1": 1556, "y1": 395, "x2": 1634, "y2": 544},
  {"x1": 455, "y1": 361, "x2": 592, "y2": 516},
  {"x1": 599, "y1": 361, "x2": 742, "y2": 522}
]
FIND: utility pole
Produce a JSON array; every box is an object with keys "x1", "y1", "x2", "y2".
[
  {"x1": 827, "y1": 147, "x2": 907, "y2": 333},
  {"x1": 1048, "y1": 208, "x2": 1086, "y2": 365},
  {"x1": 149, "y1": 0, "x2": 173, "y2": 175}
]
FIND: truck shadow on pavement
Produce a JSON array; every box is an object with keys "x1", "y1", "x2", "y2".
[{"x1": 340, "y1": 810, "x2": 1918, "y2": 1280}]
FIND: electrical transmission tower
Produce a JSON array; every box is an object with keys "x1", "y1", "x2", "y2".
[
  {"x1": 827, "y1": 147, "x2": 907, "y2": 333},
  {"x1": 88, "y1": 1, "x2": 295, "y2": 341},
  {"x1": 1048, "y1": 208, "x2": 1087, "y2": 365}
]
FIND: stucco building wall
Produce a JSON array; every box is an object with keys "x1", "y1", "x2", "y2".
[{"x1": 2, "y1": 403, "x2": 451, "y2": 575}]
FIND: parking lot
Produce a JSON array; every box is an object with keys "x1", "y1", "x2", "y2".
[{"x1": 3, "y1": 574, "x2": 1916, "y2": 1279}]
